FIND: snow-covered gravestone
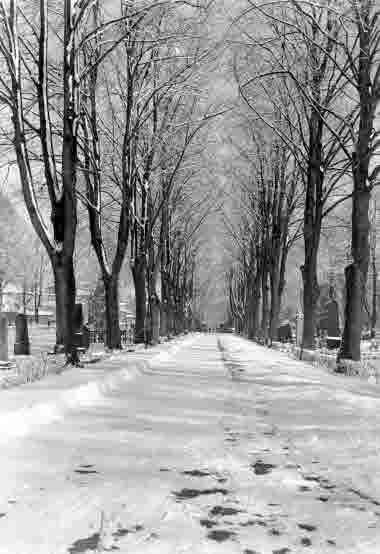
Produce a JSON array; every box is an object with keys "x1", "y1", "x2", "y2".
[
  {"x1": 296, "y1": 312, "x2": 303, "y2": 347},
  {"x1": 0, "y1": 314, "x2": 8, "y2": 367}
]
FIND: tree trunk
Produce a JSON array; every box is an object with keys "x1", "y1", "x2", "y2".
[
  {"x1": 269, "y1": 271, "x2": 281, "y2": 342},
  {"x1": 339, "y1": 264, "x2": 363, "y2": 361},
  {"x1": 132, "y1": 256, "x2": 147, "y2": 343},
  {"x1": 278, "y1": 244, "x2": 288, "y2": 303},
  {"x1": 52, "y1": 255, "x2": 78, "y2": 363},
  {"x1": 53, "y1": 263, "x2": 64, "y2": 350},
  {"x1": 371, "y1": 258, "x2": 377, "y2": 337},
  {"x1": 339, "y1": 188, "x2": 371, "y2": 361},
  {"x1": 270, "y1": 231, "x2": 289, "y2": 342},
  {"x1": 103, "y1": 274, "x2": 121, "y2": 350},
  {"x1": 247, "y1": 286, "x2": 260, "y2": 339},
  {"x1": 301, "y1": 57, "x2": 324, "y2": 348},
  {"x1": 159, "y1": 275, "x2": 168, "y2": 336},
  {"x1": 167, "y1": 297, "x2": 175, "y2": 336},
  {"x1": 339, "y1": 0, "x2": 375, "y2": 363},
  {"x1": 160, "y1": 301, "x2": 168, "y2": 337},
  {"x1": 173, "y1": 308, "x2": 179, "y2": 335},
  {"x1": 301, "y1": 249, "x2": 320, "y2": 350},
  {"x1": 302, "y1": 187, "x2": 322, "y2": 350},
  {"x1": 150, "y1": 295, "x2": 161, "y2": 345},
  {"x1": 261, "y1": 270, "x2": 270, "y2": 342}
]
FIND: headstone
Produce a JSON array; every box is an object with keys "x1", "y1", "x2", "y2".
[
  {"x1": 277, "y1": 321, "x2": 292, "y2": 342},
  {"x1": 82, "y1": 324, "x2": 90, "y2": 351},
  {"x1": 318, "y1": 315, "x2": 329, "y2": 334},
  {"x1": 72, "y1": 303, "x2": 89, "y2": 351},
  {"x1": 295, "y1": 312, "x2": 303, "y2": 347},
  {"x1": 0, "y1": 314, "x2": 8, "y2": 363},
  {"x1": 14, "y1": 313, "x2": 30, "y2": 355},
  {"x1": 73, "y1": 303, "x2": 83, "y2": 349},
  {"x1": 327, "y1": 299, "x2": 340, "y2": 336}
]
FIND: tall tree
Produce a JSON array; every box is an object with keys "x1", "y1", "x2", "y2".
[
  {"x1": 234, "y1": 0, "x2": 356, "y2": 349},
  {"x1": 0, "y1": 0, "x2": 81, "y2": 361},
  {"x1": 338, "y1": 0, "x2": 380, "y2": 364},
  {"x1": 0, "y1": 0, "x2": 129, "y2": 361},
  {"x1": 81, "y1": 1, "x2": 212, "y2": 346}
]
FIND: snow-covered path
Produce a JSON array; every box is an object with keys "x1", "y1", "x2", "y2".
[{"x1": 1, "y1": 334, "x2": 380, "y2": 554}]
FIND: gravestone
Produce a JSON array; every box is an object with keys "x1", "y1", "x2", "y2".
[
  {"x1": 295, "y1": 312, "x2": 303, "y2": 347},
  {"x1": 14, "y1": 313, "x2": 30, "y2": 355},
  {"x1": 73, "y1": 303, "x2": 86, "y2": 350},
  {"x1": 318, "y1": 315, "x2": 329, "y2": 335},
  {"x1": 326, "y1": 299, "x2": 341, "y2": 349},
  {"x1": 82, "y1": 324, "x2": 90, "y2": 351},
  {"x1": 0, "y1": 314, "x2": 8, "y2": 366},
  {"x1": 327, "y1": 299, "x2": 340, "y2": 336},
  {"x1": 277, "y1": 321, "x2": 292, "y2": 342}
]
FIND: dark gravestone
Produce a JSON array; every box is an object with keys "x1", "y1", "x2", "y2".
[
  {"x1": 14, "y1": 313, "x2": 30, "y2": 355},
  {"x1": 318, "y1": 315, "x2": 329, "y2": 334},
  {"x1": 72, "y1": 303, "x2": 86, "y2": 350},
  {"x1": 277, "y1": 321, "x2": 292, "y2": 342},
  {"x1": 82, "y1": 324, "x2": 90, "y2": 351},
  {"x1": 0, "y1": 314, "x2": 11, "y2": 368},
  {"x1": 0, "y1": 314, "x2": 8, "y2": 362},
  {"x1": 326, "y1": 300, "x2": 340, "y2": 349}
]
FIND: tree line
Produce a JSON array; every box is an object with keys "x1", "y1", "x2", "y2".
[
  {"x1": 0, "y1": 0, "x2": 217, "y2": 363},
  {"x1": 227, "y1": 0, "x2": 380, "y2": 366}
]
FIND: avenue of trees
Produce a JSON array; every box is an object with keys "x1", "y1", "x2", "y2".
[
  {"x1": 228, "y1": 0, "x2": 380, "y2": 365},
  {"x1": 0, "y1": 0, "x2": 378, "y2": 367},
  {"x1": 0, "y1": 0, "x2": 215, "y2": 363}
]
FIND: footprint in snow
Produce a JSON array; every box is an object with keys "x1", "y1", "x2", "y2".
[
  {"x1": 207, "y1": 529, "x2": 236, "y2": 542},
  {"x1": 251, "y1": 461, "x2": 277, "y2": 475}
]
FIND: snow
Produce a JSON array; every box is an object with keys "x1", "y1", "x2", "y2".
[
  {"x1": 0, "y1": 335, "x2": 194, "y2": 442},
  {"x1": 0, "y1": 334, "x2": 380, "y2": 552}
]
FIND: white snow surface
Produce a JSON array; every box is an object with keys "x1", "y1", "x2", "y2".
[
  {"x1": 0, "y1": 335, "x2": 196, "y2": 440},
  {"x1": 0, "y1": 334, "x2": 380, "y2": 553}
]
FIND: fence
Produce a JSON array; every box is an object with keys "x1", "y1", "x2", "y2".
[{"x1": 88, "y1": 328, "x2": 134, "y2": 346}]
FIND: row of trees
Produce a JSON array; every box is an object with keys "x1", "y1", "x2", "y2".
[
  {"x1": 225, "y1": 123, "x2": 301, "y2": 342},
  {"x1": 227, "y1": 0, "x2": 380, "y2": 364},
  {"x1": 0, "y1": 0, "x2": 215, "y2": 363}
]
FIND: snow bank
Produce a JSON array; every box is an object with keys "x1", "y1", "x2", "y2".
[
  {"x1": 0, "y1": 335, "x2": 196, "y2": 441},
  {"x1": 0, "y1": 363, "x2": 142, "y2": 442}
]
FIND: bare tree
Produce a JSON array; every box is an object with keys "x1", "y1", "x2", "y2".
[
  {"x1": 0, "y1": 0, "x2": 125, "y2": 362},
  {"x1": 80, "y1": 1, "x2": 213, "y2": 346},
  {"x1": 338, "y1": 0, "x2": 380, "y2": 364},
  {"x1": 223, "y1": 116, "x2": 302, "y2": 343},
  {"x1": 0, "y1": 0, "x2": 80, "y2": 361},
  {"x1": 234, "y1": 0, "x2": 356, "y2": 349}
]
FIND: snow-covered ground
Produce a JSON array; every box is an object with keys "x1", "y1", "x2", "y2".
[{"x1": 0, "y1": 334, "x2": 380, "y2": 553}]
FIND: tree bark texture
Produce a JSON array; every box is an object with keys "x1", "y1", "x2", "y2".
[
  {"x1": 132, "y1": 256, "x2": 147, "y2": 343},
  {"x1": 104, "y1": 275, "x2": 122, "y2": 350},
  {"x1": 52, "y1": 255, "x2": 78, "y2": 363},
  {"x1": 339, "y1": 3, "x2": 375, "y2": 362}
]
